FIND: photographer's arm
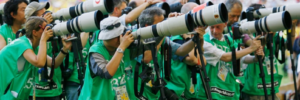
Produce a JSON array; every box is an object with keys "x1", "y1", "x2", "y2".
[
  {"x1": 184, "y1": 48, "x2": 206, "y2": 66},
  {"x1": 46, "y1": 38, "x2": 72, "y2": 68},
  {"x1": 24, "y1": 26, "x2": 53, "y2": 68},
  {"x1": 45, "y1": 47, "x2": 68, "y2": 68},
  {"x1": 175, "y1": 26, "x2": 206, "y2": 56},
  {"x1": 125, "y1": 0, "x2": 161, "y2": 24},
  {"x1": 80, "y1": 32, "x2": 89, "y2": 47},
  {"x1": 242, "y1": 46, "x2": 264, "y2": 64},
  {"x1": 220, "y1": 36, "x2": 262, "y2": 62},
  {"x1": 23, "y1": 40, "x2": 48, "y2": 68},
  {"x1": 91, "y1": 32, "x2": 134, "y2": 78},
  {"x1": 0, "y1": 35, "x2": 6, "y2": 50}
]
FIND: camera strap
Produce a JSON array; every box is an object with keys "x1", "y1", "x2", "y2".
[
  {"x1": 133, "y1": 36, "x2": 149, "y2": 100},
  {"x1": 189, "y1": 64, "x2": 198, "y2": 85},
  {"x1": 163, "y1": 38, "x2": 171, "y2": 81},
  {"x1": 192, "y1": 34, "x2": 212, "y2": 100},
  {"x1": 48, "y1": 40, "x2": 58, "y2": 89},
  {"x1": 267, "y1": 33, "x2": 276, "y2": 100},
  {"x1": 275, "y1": 34, "x2": 286, "y2": 64},
  {"x1": 149, "y1": 41, "x2": 167, "y2": 99},
  {"x1": 224, "y1": 35, "x2": 240, "y2": 76},
  {"x1": 190, "y1": 38, "x2": 199, "y2": 85}
]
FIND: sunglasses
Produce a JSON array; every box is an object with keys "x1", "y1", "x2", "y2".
[{"x1": 104, "y1": 22, "x2": 121, "y2": 30}]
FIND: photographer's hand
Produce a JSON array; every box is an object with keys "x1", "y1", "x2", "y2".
[
  {"x1": 249, "y1": 35, "x2": 262, "y2": 51},
  {"x1": 195, "y1": 26, "x2": 207, "y2": 39},
  {"x1": 119, "y1": 31, "x2": 134, "y2": 50},
  {"x1": 168, "y1": 12, "x2": 183, "y2": 18},
  {"x1": 62, "y1": 36, "x2": 72, "y2": 51},
  {"x1": 43, "y1": 13, "x2": 53, "y2": 24},
  {"x1": 255, "y1": 46, "x2": 264, "y2": 61},
  {"x1": 41, "y1": 26, "x2": 53, "y2": 42}
]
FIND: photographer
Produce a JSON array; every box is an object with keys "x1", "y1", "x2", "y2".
[
  {"x1": 132, "y1": 7, "x2": 206, "y2": 99},
  {"x1": 225, "y1": 0, "x2": 242, "y2": 27},
  {"x1": 225, "y1": 0, "x2": 252, "y2": 46},
  {"x1": 163, "y1": 3, "x2": 206, "y2": 99},
  {"x1": 196, "y1": 21, "x2": 264, "y2": 99},
  {"x1": 0, "y1": 16, "x2": 71, "y2": 99},
  {"x1": 23, "y1": 2, "x2": 66, "y2": 100},
  {"x1": 79, "y1": 17, "x2": 153, "y2": 100},
  {"x1": 242, "y1": 32, "x2": 283, "y2": 100},
  {"x1": 0, "y1": 0, "x2": 28, "y2": 50},
  {"x1": 24, "y1": 1, "x2": 52, "y2": 24},
  {"x1": 24, "y1": 2, "x2": 91, "y2": 100}
]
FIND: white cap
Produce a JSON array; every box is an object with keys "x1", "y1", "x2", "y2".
[
  {"x1": 98, "y1": 17, "x2": 125, "y2": 40},
  {"x1": 25, "y1": 1, "x2": 50, "y2": 19}
]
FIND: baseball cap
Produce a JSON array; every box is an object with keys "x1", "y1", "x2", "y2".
[
  {"x1": 98, "y1": 17, "x2": 125, "y2": 40},
  {"x1": 25, "y1": 1, "x2": 50, "y2": 19}
]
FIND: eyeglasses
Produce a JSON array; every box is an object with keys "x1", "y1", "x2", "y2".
[
  {"x1": 39, "y1": 25, "x2": 45, "y2": 30},
  {"x1": 104, "y1": 22, "x2": 121, "y2": 30}
]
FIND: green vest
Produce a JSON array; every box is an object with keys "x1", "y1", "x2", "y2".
[
  {"x1": 196, "y1": 33, "x2": 240, "y2": 100},
  {"x1": 29, "y1": 41, "x2": 62, "y2": 97},
  {"x1": 0, "y1": 24, "x2": 15, "y2": 45},
  {"x1": 164, "y1": 35, "x2": 196, "y2": 99},
  {"x1": 79, "y1": 41, "x2": 134, "y2": 100},
  {"x1": 0, "y1": 36, "x2": 36, "y2": 99},
  {"x1": 242, "y1": 33, "x2": 283, "y2": 95}
]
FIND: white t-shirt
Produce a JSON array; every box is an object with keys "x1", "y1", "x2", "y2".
[{"x1": 203, "y1": 41, "x2": 226, "y2": 66}]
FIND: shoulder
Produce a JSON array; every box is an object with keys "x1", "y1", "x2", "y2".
[{"x1": 0, "y1": 24, "x2": 9, "y2": 35}]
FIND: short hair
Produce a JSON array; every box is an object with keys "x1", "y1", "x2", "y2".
[
  {"x1": 25, "y1": 16, "x2": 47, "y2": 38},
  {"x1": 138, "y1": 7, "x2": 165, "y2": 27},
  {"x1": 181, "y1": 2, "x2": 198, "y2": 14},
  {"x1": 113, "y1": 0, "x2": 127, "y2": 8},
  {"x1": 4, "y1": 0, "x2": 29, "y2": 26},
  {"x1": 225, "y1": 0, "x2": 242, "y2": 12}
]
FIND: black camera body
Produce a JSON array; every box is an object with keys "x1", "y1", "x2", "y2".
[
  {"x1": 231, "y1": 22, "x2": 243, "y2": 39},
  {"x1": 45, "y1": 24, "x2": 58, "y2": 41},
  {"x1": 122, "y1": 7, "x2": 133, "y2": 15}
]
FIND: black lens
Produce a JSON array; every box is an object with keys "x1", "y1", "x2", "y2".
[
  {"x1": 106, "y1": 25, "x2": 114, "y2": 30},
  {"x1": 46, "y1": 24, "x2": 53, "y2": 30},
  {"x1": 115, "y1": 23, "x2": 121, "y2": 28}
]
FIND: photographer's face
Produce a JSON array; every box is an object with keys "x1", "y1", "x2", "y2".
[
  {"x1": 107, "y1": 36, "x2": 120, "y2": 49},
  {"x1": 36, "y1": 8, "x2": 46, "y2": 17},
  {"x1": 228, "y1": 4, "x2": 242, "y2": 26},
  {"x1": 153, "y1": 15, "x2": 164, "y2": 25},
  {"x1": 33, "y1": 22, "x2": 47, "y2": 40},
  {"x1": 210, "y1": 23, "x2": 226, "y2": 40},
  {"x1": 116, "y1": 2, "x2": 127, "y2": 17},
  {"x1": 11, "y1": 2, "x2": 27, "y2": 24}
]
